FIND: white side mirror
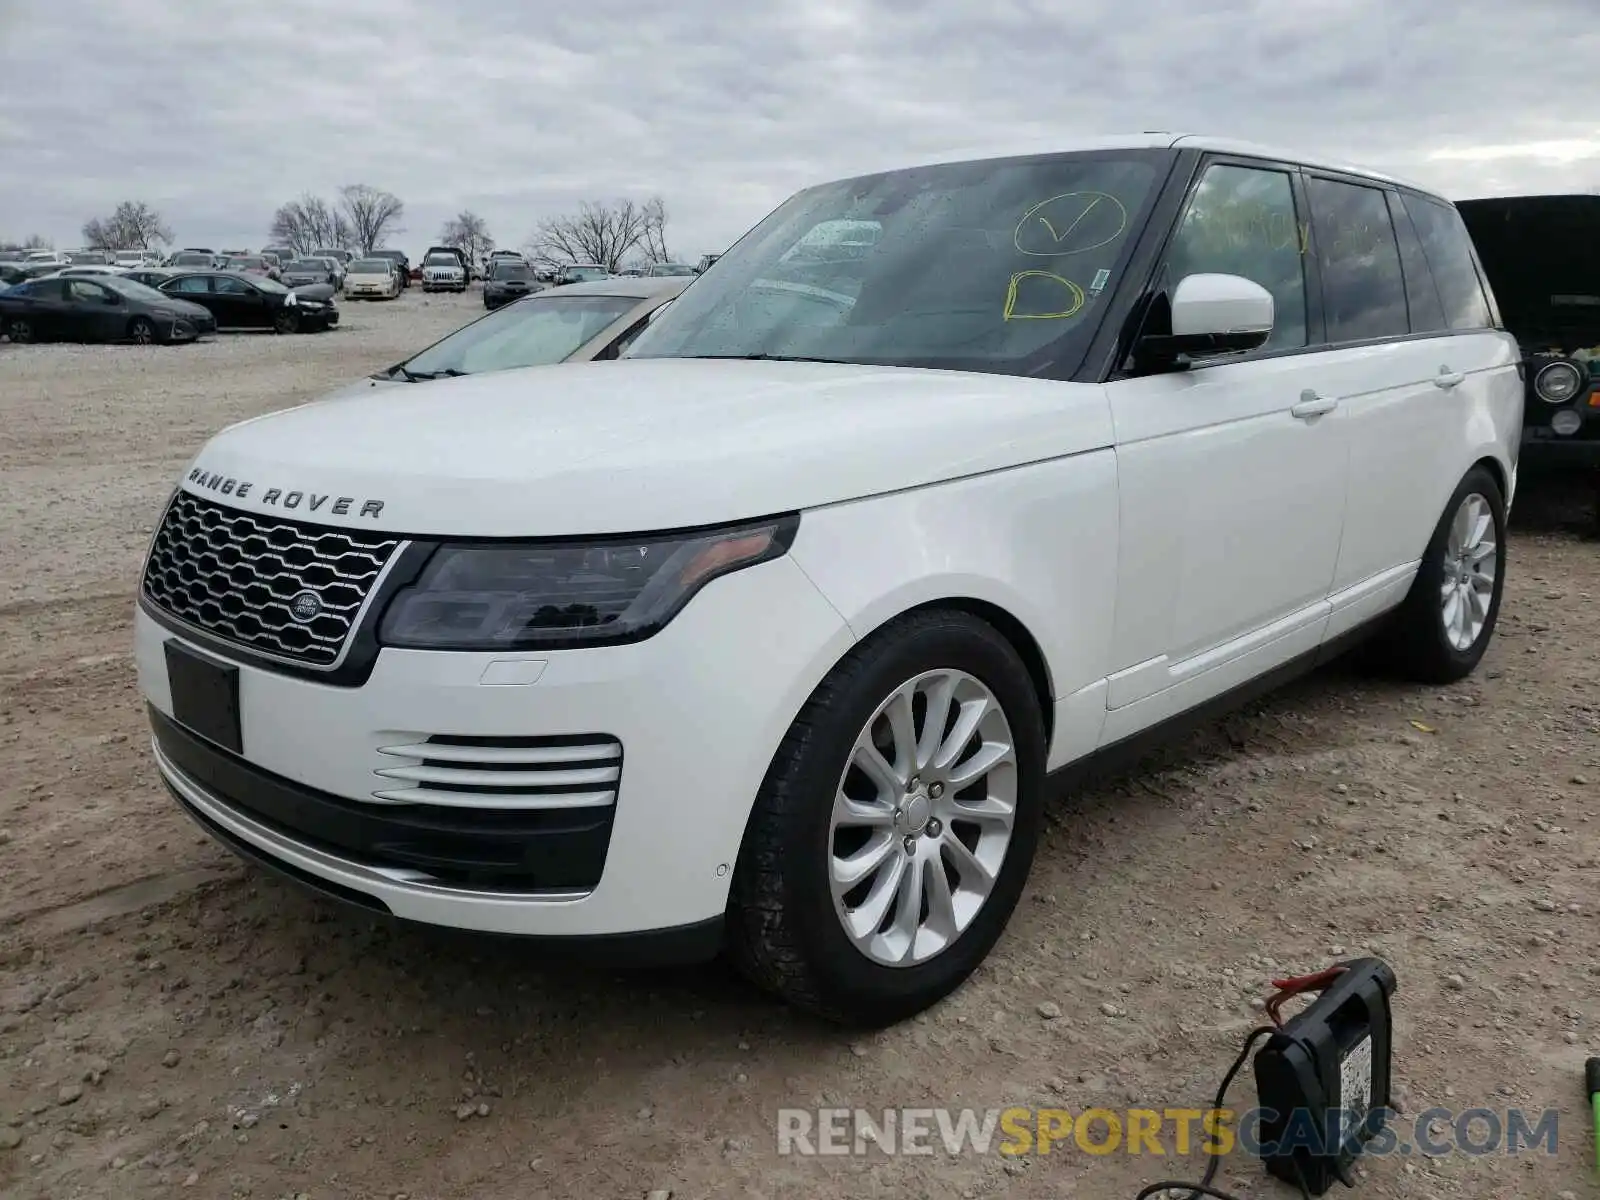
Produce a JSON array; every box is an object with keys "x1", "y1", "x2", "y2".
[{"x1": 1169, "y1": 273, "x2": 1274, "y2": 349}]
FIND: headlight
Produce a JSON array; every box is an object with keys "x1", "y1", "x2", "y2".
[
  {"x1": 1534, "y1": 360, "x2": 1584, "y2": 404},
  {"x1": 378, "y1": 515, "x2": 799, "y2": 650}
]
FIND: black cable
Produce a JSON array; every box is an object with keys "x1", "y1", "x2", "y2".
[{"x1": 1131, "y1": 1024, "x2": 1312, "y2": 1200}]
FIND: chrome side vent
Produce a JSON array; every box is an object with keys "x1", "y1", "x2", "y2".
[{"x1": 373, "y1": 733, "x2": 622, "y2": 811}]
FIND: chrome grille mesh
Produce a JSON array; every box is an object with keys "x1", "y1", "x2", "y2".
[{"x1": 141, "y1": 490, "x2": 401, "y2": 667}]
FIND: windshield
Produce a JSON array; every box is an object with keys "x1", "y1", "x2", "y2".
[
  {"x1": 313, "y1": 249, "x2": 346, "y2": 260},
  {"x1": 565, "y1": 266, "x2": 608, "y2": 281},
  {"x1": 627, "y1": 151, "x2": 1164, "y2": 376},
  {"x1": 286, "y1": 260, "x2": 326, "y2": 272},
  {"x1": 227, "y1": 257, "x2": 265, "y2": 269},
  {"x1": 171, "y1": 253, "x2": 210, "y2": 265},
  {"x1": 424, "y1": 253, "x2": 460, "y2": 266},
  {"x1": 351, "y1": 259, "x2": 391, "y2": 272},
  {"x1": 394, "y1": 294, "x2": 639, "y2": 378},
  {"x1": 490, "y1": 263, "x2": 532, "y2": 280}
]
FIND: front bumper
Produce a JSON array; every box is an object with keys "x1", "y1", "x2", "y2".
[{"x1": 136, "y1": 554, "x2": 853, "y2": 940}]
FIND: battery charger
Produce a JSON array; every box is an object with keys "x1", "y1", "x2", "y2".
[
  {"x1": 1253, "y1": 958, "x2": 1398, "y2": 1194},
  {"x1": 1131, "y1": 956, "x2": 1397, "y2": 1200}
]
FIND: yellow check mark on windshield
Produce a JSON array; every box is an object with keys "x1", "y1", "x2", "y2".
[{"x1": 1036, "y1": 196, "x2": 1102, "y2": 244}]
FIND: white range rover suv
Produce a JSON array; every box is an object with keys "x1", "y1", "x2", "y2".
[{"x1": 136, "y1": 135, "x2": 1522, "y2": 1026}]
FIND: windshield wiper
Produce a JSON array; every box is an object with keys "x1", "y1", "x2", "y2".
[
  {"x1": 686, "y1": 353, "x2": 852, "y2": 364},
  {"x1": 402, "y1": 367, "x2": 469, "y2": 381}
]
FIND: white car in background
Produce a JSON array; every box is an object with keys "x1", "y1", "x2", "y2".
[
  {"x1": 343, "y1": 257, "x2": 402, "y2": 300},
  {"x1": 420, "y1": 248, "x2": 468, "y2": 293},
  {"x1": 134, "y1": 134, "x2": 1520, "y2": 1026}
]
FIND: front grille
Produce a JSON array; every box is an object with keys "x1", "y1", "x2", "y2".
[
  {"x1": 142, "y1": 490, "x2": 402, "y2": 667},
  {"x1": 373, "y1": 733, "x2": 623, "y2": 810}
]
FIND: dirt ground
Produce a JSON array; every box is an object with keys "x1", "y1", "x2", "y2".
[{"x1": 2, "y1": 293, "x2": 1598, "y2": 1200}]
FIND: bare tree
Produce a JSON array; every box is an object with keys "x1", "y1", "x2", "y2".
[
  {"x1": 525, "y1": 197, "x2": 670, "y2": 272},
  {"x1": 268, "y1": 195, "x2": 353, "y2": 256},
  {"x1": 339, "y1": 184, "x2": 405, "y2": 255},
  {"x1": 81, "y1": 201, "x2": 173, "y2": 250},
  {"x1": 440, "y1": 211, "x2": 494, "y2": 266}
]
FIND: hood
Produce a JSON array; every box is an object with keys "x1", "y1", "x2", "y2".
[
  {"x1": 181, "y1": 359, "x2": 1113, "y2": 538},
  {"x1": 1457, "y1": 194, "x2": 1600, "y2": 350},
  {"x1": 291, "y1": 283, "x2": 335, "y2": 303}
]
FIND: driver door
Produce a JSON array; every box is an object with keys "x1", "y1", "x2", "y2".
[
  {"x1": 212, "y1": 274, "x2": 268, "y2": 327},
  {"x1": 1100, "y1": 157, "x2": 1350, "y2": 745}
]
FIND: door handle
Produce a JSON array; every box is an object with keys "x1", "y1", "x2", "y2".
[
  {"x1": 1434, "y1": 366, "x2": 1465, "y2": 389},
  {"x1": 1291, "y1": 390, "x2": 1338, "y2": 420}
]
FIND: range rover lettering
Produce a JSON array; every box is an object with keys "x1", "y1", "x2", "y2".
[{"x1": 135, "y1": 135, "x2": 1521, "y2": 1026}]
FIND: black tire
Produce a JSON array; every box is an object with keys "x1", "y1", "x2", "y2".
[
  {"x1": 7, "y1": 318, "x2": 33, "y2": 344},
  {"x1": 1369, "y1": 465, "x2": 1506, "y2": 683},
  {"x1": 273, "y1": 309, "x2": 300, "y2": 335},
  {"x1": 727, "y1": 608, "x2": 1046, "y2": 1027},
  {"x1": 127, "y1": 316, "x2": 158, "y2": 345}
]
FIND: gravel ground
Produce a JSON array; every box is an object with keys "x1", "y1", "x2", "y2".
[{"x1": 2, "y1": 295, "x2": 1599, "y2": 1199}]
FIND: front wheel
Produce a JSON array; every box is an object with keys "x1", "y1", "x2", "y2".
[
  {"x1": 1371, "y1": 465, "x2": 1506, "y2": 683},
  {"x1": 728, "y1": 609, "x2": 1046, "y2": 1026},
  {"x1": 273, "y1": 309, "x2": 300, "y2": 335},
  {"x1": 127, "y1": 316, "x2": 158, "y2": 345}
]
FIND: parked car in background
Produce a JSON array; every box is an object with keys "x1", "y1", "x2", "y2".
[
  {"x1": 15, "y1": 261, "x2": 75, "y2": 282},
  {"x1": 420, "y1": 246, "x2": 468, "y2": 292},
  {"x1": 313, "y1": 247, "x2": 352, "y2": 271},
  {"x1": 156, "y1": 270, "x2": 338, "y2": 333},
  {"x1": 344, "y1": 258, "x2": 402, "y2": 300},
  {"x1": 368, "y1": 248, "x2": 411, "y2": 290},
  {"x1": 222, "y1": 254, "x2": 278, "y2": 280},
  {"x1": 1457, "y1": 193, "x2": 1600, "y2": 477},
  {"x1": 482, "y1": 257, "x2": 541, "y2": 309},
  {"x1": 647, "y1": 262, "x2": 697, "y2": 277},
  {"x1": 1, "y1": 273, "x2": 215, "y2": 344},
  {"x1": 325, "y1": 275, "x2": 688, "y2": 397},
  {"x1": 65, "y1": 250, "x2": 112, "y2": 266},
  {"x1": 113, "y1": 250, "x2": 149, "y2": 269},
  {"x1": 24, "y1": 250, "x2": 62, "y2": 265},
  {"x1": 0, "y1": 250, "x2": 25, "y2": 263},
  {"x1": 555, "y1": 262, "x2": 609, "y2": 285},
  {"x1": 47, "y1": 265, "x2": 131, "y2": 278},
  {"x1": 166, "y1": 250, "x2": 215, "y2": 268},
  {"x1": 0, "y1": 264, "x2": 28, "y2": 286},
  {"x1": 279, "y1": 258, "x2": 340, "y2": 289}
]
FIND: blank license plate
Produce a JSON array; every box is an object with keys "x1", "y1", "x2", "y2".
[{"x1": 164, "y1": 639, "x2": 241, "y2": 754}]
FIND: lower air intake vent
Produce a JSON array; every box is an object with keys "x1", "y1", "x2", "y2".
[{"x1": 374, "y1": 733, "x2": 622, "y2": 810}]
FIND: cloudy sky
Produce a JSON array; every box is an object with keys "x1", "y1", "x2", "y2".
[{"x1": 2, "y1": 0, "x2": 1598, "y2": 259}]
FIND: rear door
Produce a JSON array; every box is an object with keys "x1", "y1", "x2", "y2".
[
  {"x1": 1300, "y1": 174, "x2": 1453, "y2": 638},
  {"x1": 1318, "y1": 181, "x2": 1518, "y2": 639},
  {"x1": 19, "y1": 279, "x2": 73, "y2": 339}
]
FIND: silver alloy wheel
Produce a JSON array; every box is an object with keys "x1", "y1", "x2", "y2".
[
  {"x1": 1440, "y1": 492, "x2": 1498, "y2": 652},
  {"x1": 829, "y1": 668, "x2": 1018, "y2": 967},
  {"x1": 130, "y1": 319, "x2": 154, "y2": 345}
]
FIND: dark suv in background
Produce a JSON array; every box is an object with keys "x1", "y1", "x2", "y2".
[{"x1": 1457, "y1": 194, "x2": 1600, "y2": 474}]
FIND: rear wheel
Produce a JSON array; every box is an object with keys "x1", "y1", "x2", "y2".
[
  {"x1": 6, "y1": 318, "x2": 33, "y2": 343},
  {"x1": 728, "y1": 609, "x2": 1045, "y2": 1026},
  {"x1": 127, "y1": 316, "x2": 158, "y2": 345},
  {"x1": 1370, "y1": 465, "x2": 1505, "y2": 683}
]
